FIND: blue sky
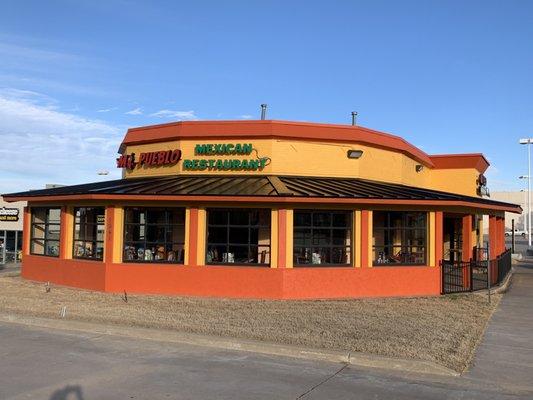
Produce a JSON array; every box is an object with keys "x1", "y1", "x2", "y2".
[{"x1": 0, "y1": 0, "x2": 532, "y2": 193}]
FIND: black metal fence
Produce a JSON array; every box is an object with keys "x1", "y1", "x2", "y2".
[{"x1": 440, "y1": 249, "x2": 512, "y2": 294}]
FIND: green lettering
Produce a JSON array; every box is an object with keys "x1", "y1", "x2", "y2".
[
  {"x1": 199, "y1": 160, "x2": 207, "y2": 170},
  {"x1": 214, "y1": 144, "x2": 223, "y2": 154},
  {"x1": 242, "y1": 143, "x2": 253, "y2": 155},
  {"x1": 223, "y1": 160, "x2": 232, "y2": 170},
  {"x1": 234, "y1": 143, "x2": 242, "y2": 154},
  {"x1": 195, "y1": 144, "x2": 207, "y2": 155},
  {"x1": 192, "y1": 159, "x2": 200, "y2": 169},
  {"x1": 208, "y1": 159, "x2": 216, "y2": 169},
  {"x1": 206, "y1": 144, "x2": 214, "y2": 155},
  {"x1": 248, "y1": 159, "x2": 259, "y2": 170},
  {"x1": 183, "y1": 159, "x2": 193, "y2": 169},
  {"x1": 232, "y1": 159, "x2": 241, "y2": 169},
  {"x1": 216, "y1": 159, "x2": 223, "y2": 170},
  {"x1": 241, "y1": 159, "x2": 248, "y2": 169},
  {"x1": 227, "y1": 144, "x2": 235, "y2": 154}
]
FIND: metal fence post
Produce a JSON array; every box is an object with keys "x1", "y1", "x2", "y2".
[
  {"x1": 487, "y1": 259, "x2": 492, "y2": 304},
  {"x1": 469, "y1": 259, "x2": 474, "y2": 291}
]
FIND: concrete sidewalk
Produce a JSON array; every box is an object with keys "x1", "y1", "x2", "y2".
[{"x1": 466, "y1": 262, "x2": 533, "y2": 393}]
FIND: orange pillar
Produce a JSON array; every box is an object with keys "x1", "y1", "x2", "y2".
[
  {"x1": 361, "y1": 210, "x2": 370, "y2": 267},
  {"x1": 104, "y1": 205, "x2": 115, "y2": 264},
  {"x1": 22, "y1": 206, "x2": 31, "y2": 257},
  {"x1": 489, "y1": 215, "x2": 497, "y2": 259},
  {"x1": 462, "y1": 214, "x2": 473, "y2": 261},
  {"x1": 498, "y1": 217, "x2": 505, "y2": 254}
]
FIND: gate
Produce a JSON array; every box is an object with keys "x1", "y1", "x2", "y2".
[{"x1": 440, "y1": 249, "x2": 512, "y2": 294}]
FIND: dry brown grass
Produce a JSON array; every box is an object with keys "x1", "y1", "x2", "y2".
[{"x1": 0, "y1": 275, "x2": 499, "y2": 372}]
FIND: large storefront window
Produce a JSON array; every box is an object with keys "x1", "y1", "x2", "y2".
[
  {"x1": 73, "y1": 207, "x2": 105, "y2": 261},
  {"x1": 123, "y1": 208, "x2": 185, "y2": 263},
  {"x1": 373, "y1": 211, "x2": 427, "y2": 265},
  {"x1": 206, "y1": 208, "x2": 271, "y2": 265},
  {"x1": 293, "y1": 210, "x2": 352, "y2": 266},
  {"x1": 30, "y1": 208, "x2": 61, "y2": 257}
]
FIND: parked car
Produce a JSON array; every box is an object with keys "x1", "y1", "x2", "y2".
[{"x1": 505, "y1": 229, "x2": 527, "y2": 237}]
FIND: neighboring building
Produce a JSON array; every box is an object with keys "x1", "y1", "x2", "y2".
[
  {"x1": 486, "y1": 191, "x2": 529, "y2": 233},
  {"x1": 2, "y1": 120, "x2": 520, "y2": 298},
  {"x1": 0, "y1": 196, "x2": 25, "y2": 264}
]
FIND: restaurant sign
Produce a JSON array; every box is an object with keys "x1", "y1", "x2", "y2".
[
  {"x1": 0, "y1": 207, "x2": 19, "y2": 222},
  {"x1": 116, "y1": 149, "x2": 181, "y2": 170},
  {"x1": 183, "y1": 143, "x2": 269, "y2": 171}
]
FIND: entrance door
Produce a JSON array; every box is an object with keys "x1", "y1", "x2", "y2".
[{"x1": 444, "y1": 216, "x2": 463, "y2": 263}]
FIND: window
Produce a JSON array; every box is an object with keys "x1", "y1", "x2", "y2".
[
  {"x1": 206, "y1": 208, "x2": 271, "y2": 265},
  {"x1": 123, "y1": 208, "x2": 185, "y2": 263},
  {"x1": 373, "y1": 211, "x2": 427, "y2": 265},
  {"x1": 73, "y1": 207, "x2": 105, "y2": 260},
  {"x1": 293, "y1": 210, "x2": 352, "y2": 266},
  {"x1": 30, "y1": 208, "x2": 61, "y2": 257}
]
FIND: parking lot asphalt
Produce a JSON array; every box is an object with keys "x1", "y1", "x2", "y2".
[{"x1": 0, "y1": 313, "x2": 531, "y2": 399}]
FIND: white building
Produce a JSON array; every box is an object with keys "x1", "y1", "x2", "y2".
[{"x1": 0, "y1": 196, "x2": 26, "y2": 264}]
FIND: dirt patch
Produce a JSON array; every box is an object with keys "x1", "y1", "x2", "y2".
[{"x1": 0, "y1": 276, "x2": 499, "y2": 372}]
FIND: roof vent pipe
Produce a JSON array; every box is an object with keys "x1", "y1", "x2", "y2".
[
  {"x1": 260, "y1": 104, "x2": 267, "y2": 120},
  {"x1": 351, "y1": 111, "x2": 358, "y2": 126}
]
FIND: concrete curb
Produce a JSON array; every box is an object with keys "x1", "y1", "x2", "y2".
[{"x1": 0, "y1": 312, "x2": 458, "y2": 377}]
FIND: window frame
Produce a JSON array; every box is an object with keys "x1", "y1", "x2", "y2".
[
  {"x1": 372, "y1": 211, "x2": 428, "y2": 266},
  {"x1": 293, "y1": 209, "x2": 353, "y2": 267},
  {"x1": 72, "y1": 207, "x2": 105, "y2": 261},
  {"x1": 205, "y1": 208, "x2": 271, "y2": 267},
  {"x1": 122, "y1": 207, "x2": 186, "y2": 264},
  {"x1": 30, "y1": 207, "x2": 61, "y2": 257}
]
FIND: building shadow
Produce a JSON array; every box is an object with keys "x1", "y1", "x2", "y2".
[{"x1": 49, "y1": 385, "x2": 84, "y2": 400}]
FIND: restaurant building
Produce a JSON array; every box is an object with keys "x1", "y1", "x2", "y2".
[
  {"x1": 0, "y1": 196, "x2": 25, "y2": 265},
  {"x1": 2, "y1": 120, "x2": 520, "y2": 299}
]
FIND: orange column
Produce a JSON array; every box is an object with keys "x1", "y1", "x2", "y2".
[
  {"x1": 435, "y1": 211, "x2": 443, "y2": 264},
  {"x1": 22, "y1": 206, "x2": 31, "y2": 256},
  {"x1": 188, "y1": 207, "x2": 199, "y2": 266},
  {"x1": 499, "y1": 217, "x2": 505, "y2": 254},
  {"x1": 462, "y1": 214, "x2": 473, "y2": 261},
  {"x1": 489, "y1": 215, "x2": 497, "y2": 259},
  {"x1": 361, "y1": 210, "x2": 370, "y2": 267},
  {"x1": 104, "y1": 206, "x2": 115, "y2": 264},
  {"x1": 277, "y1": 209, "x2": 287, "y2": 268}
]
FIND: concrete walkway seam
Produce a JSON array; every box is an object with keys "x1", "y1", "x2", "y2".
[{"x1": 0, "y1": 312, "x2": 458, "y2": 377}]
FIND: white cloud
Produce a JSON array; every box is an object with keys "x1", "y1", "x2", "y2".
[
  {"x1": 0, "y1": 89, "x2": 123, "y2": 193},
  {"x1": 150, "y1": 109, "x2": 198, "y2": 120},
  {"x1": 125, "y1": 107, "x2": 143, "y2": 115},
  {"x1": 239, "y1": 114, "x2": 253, "y2": 120},
  {"x1": 97, "y1": 107, "x2": 117, "y2": 113}
]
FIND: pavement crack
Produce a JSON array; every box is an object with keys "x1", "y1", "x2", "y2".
[{"x1": 295, "y1": 363, "x2": 348, "y2": 399}]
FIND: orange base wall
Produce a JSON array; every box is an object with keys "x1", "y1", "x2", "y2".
[{"x1": 22, "y1": 256, "x2": 441, "y2": 299}]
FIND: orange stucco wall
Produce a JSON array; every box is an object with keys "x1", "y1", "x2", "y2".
[
  {"x1": 21, "y1": 257, "x2": 441, "y2": 299},
  {"x1": 22, "y1": 255, "x2": 106, "y2": 291}
]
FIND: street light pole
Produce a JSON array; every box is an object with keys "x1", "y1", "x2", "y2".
[
  {"x1": 519, "y1": 138, "x2": 533, "y2": 247},
  {"x1": 521, "y1": 189, "x2": 528, "y2": 233}
]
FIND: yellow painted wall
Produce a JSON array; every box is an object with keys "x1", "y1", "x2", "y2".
[
  {"x1": 122, "y1": 138, "x2": 480, "y2": 197},
  {"x1": 429, "y1": 212, "x2": 436, "y2": 267},
  {"x1": 270, "y1": 209, "x2": 278, "y2": 268},
  {"x1": 430, "y1": 168, "x2": 479, "y2": 197},
  {"x1": 63, "y1": 207, "x2": 74, "y2": 259},
  {"x1": 354, "y1": 210, "x2": 361, "y2": 267},
  {"x1": 196, "y1": 208, "x2": 207, "y2": 266},
  {"x1": 112, "y1": 207, "x2": 124, "y2": 264}
]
